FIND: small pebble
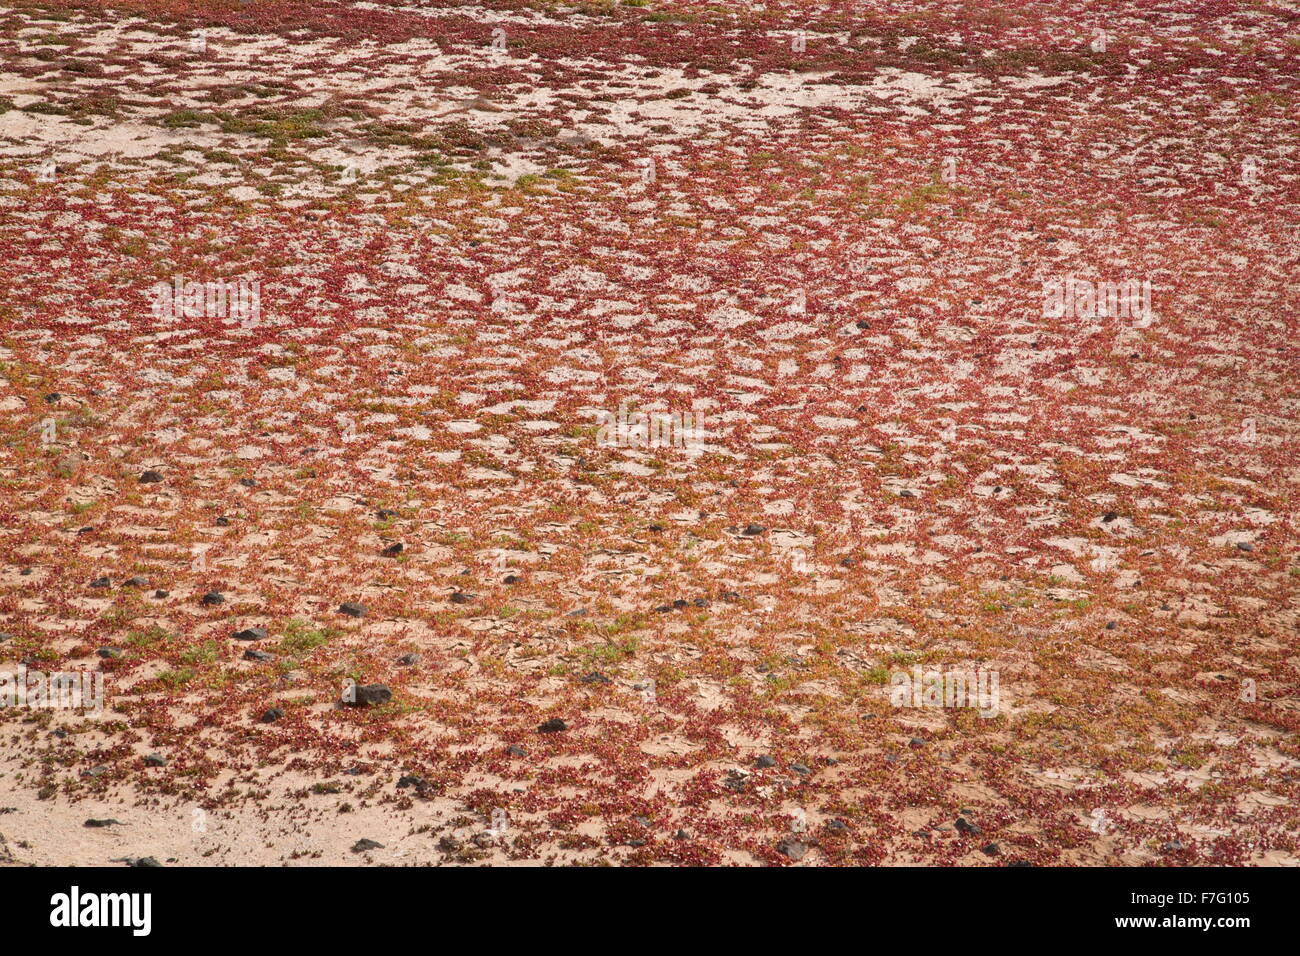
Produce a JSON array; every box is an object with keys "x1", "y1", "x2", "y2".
[
  {"x1": 777, "y1": 838, "x2": 808, "y2": 861},
  {"x1": 345, "y1": 684, "x2": 391, "y2": 707}
]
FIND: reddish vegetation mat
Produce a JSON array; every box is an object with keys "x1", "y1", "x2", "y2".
[{"x1": 0, "y1": 0, "x2": 1297, "y2": 866}]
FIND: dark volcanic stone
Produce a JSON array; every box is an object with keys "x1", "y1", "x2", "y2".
[
  {"x1": 580, "y1": 672, "x2": 612, "y2": 685},
  {"x1": 200, "y1": 591, "x2": 225, "y2": 606},
  {"x1": 396, "y1": 653, "x2": 420, "y2": 665},
  {"x1": 449, "y1": 591, "x2": 475, "y2": 604},
  {"x1": 346, "y1": 684, "x2": 391, "y2": 706},
  {"x1": 955, "y1": 817, "x2": 983, "y2": 836},
  {"x1": 777, "y1": 838, "x2": 808, "y2": 861},
  {"x1": 96, "y1": 647, "x2": 122, "y2": 659},
  {"x1": 84, "y1": 818, "x2": 122, "y2": 828},
  {"x1": 381, "y1": 542, "x2": 404, "y2": 556},
  {"x1": 351, "y1": 838, "x2": 384, "y2": 853},
  {"x1": 260, "y1": 707, "x2": 285, "y2": 723},
  {"x1": 507, "y1": 744, "x2": 527, "y2": 757},
  {"x1": 90, "y1": 577, "x2": 110, "y2": 588},
  {"x1": 232, "y1": 627, "x2": 268, "y2": 641},
  {"x1": 742, "y1": 523, "x2": 766, "y2": 536},
  {"x1": 538, "y1": 718, "x2": 568, "y2": 733},
  {"x1": 138, "y1": 470, "x2": 164, "y2": 483},
  {"x1": 143, "y1": 754, "x2": 168, "y2": 767},
  {"x1": 755, "y1": 755, "x2": 777, "y2": 769},
  {"x1": 243, "y1": 649, "x2": 275, "y2": 662},
  {"x1": 339, "y1": 602, "x2": 367, "y2": 617}
]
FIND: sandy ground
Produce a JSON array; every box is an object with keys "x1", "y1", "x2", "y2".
[{"x1": 0, "y1": 0, "x2": 1297, "y2": 866}]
